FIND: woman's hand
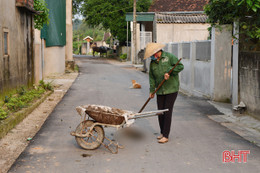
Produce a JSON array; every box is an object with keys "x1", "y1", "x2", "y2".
[
  {"x1": 149, "y1": 93, "x2": 154, "y2": 99},
  {"x1": 164, "y1": 73, "x2": 170, "y2": 80}
]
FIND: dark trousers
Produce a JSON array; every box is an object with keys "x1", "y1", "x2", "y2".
[{"x1": 157, "y1": 92, "x2": 178, "y2": 138}]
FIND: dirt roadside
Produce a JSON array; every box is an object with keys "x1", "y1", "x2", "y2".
[{"x1": 0, "y1": 72, "x2": 78, "y2": 173}]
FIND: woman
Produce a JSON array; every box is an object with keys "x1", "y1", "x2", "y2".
[{"x1": 144, "y1": 43, "x2": 184, "y2": 143}]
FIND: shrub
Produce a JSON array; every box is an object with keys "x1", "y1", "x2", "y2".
[
  {"x1": 39, "y1": 80, "x2": 53, "y2": 91},
  {"x1": 120, "y1": 54, "x2": 127, "y2": 60},
  {"x1": 17, "y1": 86, "x2": 26, "y2": 96},
  {"x1": 0, "y1": 81, "x2": 53, "y2": 120},
  {"x1": 0, "y1": 108, "x2": 8, "y2": 120},
  {"x1": 6, "y1": 97, "x2": 27, "y2": 111}
]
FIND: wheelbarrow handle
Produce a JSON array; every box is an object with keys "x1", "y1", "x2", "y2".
[
  {"x1": 129, "y1": 109, "x2": 169, "y2": 119},
  {"x1": 138, "y1": 58, "x2": 182, "y2": 113},
  {"x1": 131, "y1": 109, "x2": 169, "y2": 116}
]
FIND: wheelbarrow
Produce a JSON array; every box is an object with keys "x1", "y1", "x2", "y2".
[{"x1": 70, "y1": 104, "x2": 168, "y2": 154}]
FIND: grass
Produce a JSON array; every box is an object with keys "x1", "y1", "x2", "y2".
[
  {"x1": 120, "y1": 53, "x2": 127, "y2": 61},
  {"x1": 0, "y1": 81, "x2": 53, "y2": 120},
  {"x1": 74, "y1": 64, "x2": 79, "y2": 72}
]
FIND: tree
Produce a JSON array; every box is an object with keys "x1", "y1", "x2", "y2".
[
  {"x1": 72, "y1": 0, "x2": 83, "y2": 16},
  {"x1": 34, "y1": 0, "x2": 49, "y2": 30},
  {"x1": 204, "y1": 0, "x2": 260, "y2": 41},
  {"x1": 74, "y1": 0, "x2": 151, "y2": 45},
  {"x1": 73, "y1": 18, "x2": 82, "y2": 31},
  {"x1": 72, "y1": 19, "x2": 106, "y2": 54}
]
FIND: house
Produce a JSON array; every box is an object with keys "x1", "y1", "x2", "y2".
[
  {"x1": 0, "y1": 0, "x2": 36, "y2": 98},
  {"x1": 0, "y1": 0, "x2": 73, "y2": 96},
  {"x1": 126, "y1": 0, "x2": 210, "y2": 64},
  {"x1": 83, "y1": 36, "x2": 94, "y2": 43},
  {"x1": 81, "y1": 36, "x2": 93, "y2": 54},
  {"x1": 34, "y1": 0, "x2": 73, "y2": 81},
  {"x1": 149, "y1": 0, "x2": 210, "y2": 43}
]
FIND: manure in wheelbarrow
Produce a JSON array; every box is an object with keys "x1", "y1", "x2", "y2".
[{"x1": 82, "y1": 104, "x2": 133, "y2": 125}]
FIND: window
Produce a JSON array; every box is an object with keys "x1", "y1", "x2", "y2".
[
  {"x1": 4, "y1": 32, "x2": 8, "y2": 55},
  {"x1": 3, "y1": 28, "x2": 9, "y2": 56}
]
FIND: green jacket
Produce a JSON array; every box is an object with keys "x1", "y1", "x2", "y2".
[{"x1": 149, "y1": 51, "x2": 184, "y2": 95}]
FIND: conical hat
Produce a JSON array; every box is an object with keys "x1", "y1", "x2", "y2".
[{"x1": 144, "y1": 43, "x2": 165, "y2": 59}]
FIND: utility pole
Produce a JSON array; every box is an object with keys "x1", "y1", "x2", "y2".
[
  {"x1": 77, "y1": 35, "x2": 80, "y2": 54},
  {"x1": 133, "y1": 0, "x2": 136, "y2": 64}
]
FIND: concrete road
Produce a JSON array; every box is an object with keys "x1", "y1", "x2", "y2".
[{"x1": 9, "y1": 56, "x2": 260, "y2": 173}]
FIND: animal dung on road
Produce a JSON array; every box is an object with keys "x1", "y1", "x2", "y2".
[
  {"x1": 130, "y1": 80, "x2": 141, "y2": 89},
  {"x1": 81, "y1": 153, "x2": 92, "y2": 157}
]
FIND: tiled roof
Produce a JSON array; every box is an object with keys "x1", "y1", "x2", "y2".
[
  {"x1": 149, "y1": 0, "x2": 209, "y2": 12},
  {"x1": 156, "y1": 13, "x2": 208, "y2": 23},
  {"x1": 83, "y1": 36, "x2": 93, "y2": 41}
]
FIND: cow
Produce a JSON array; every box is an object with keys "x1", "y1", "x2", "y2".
[{"x1": 91, "y1": 43, "x2": 111, "y2": 57}]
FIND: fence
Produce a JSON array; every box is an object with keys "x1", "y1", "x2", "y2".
[
  {"x1": 140, "y1": 31, "x2": 152, "y2": 50},
  {"x1": 144, "y1": 27, "x2": 233, "y2": 103},
  {"x1": 165, "y1": 40, "x2": 212, "y2": 97}
]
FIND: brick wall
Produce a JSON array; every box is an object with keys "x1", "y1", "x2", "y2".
[
  {"x1": 239, "y1": 51, "x2": 260, "y2": 117},
  {"x1": 16, "y1": 0, "x2": 34, "y2": 8}
]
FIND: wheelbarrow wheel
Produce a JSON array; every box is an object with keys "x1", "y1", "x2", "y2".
[{"x1": 75, "y1": 120, "x2": 104, "y2": 150}]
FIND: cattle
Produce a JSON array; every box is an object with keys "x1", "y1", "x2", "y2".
[{"x1": 91, "y1": 43, "x2": 111, "y2": 57}]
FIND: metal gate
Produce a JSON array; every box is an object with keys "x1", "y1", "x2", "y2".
[{"x1": 140, "y1": 31, "x2": 152, "y2": 50}]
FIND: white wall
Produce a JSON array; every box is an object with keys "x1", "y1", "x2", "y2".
[
  {"x1": 34, "y1": 29, "x2": 43, "y2": 84},
  {"x1": 175, "y1": 41, "x2": 211, "y2": 98},
  {"x1": 156, "y1": 23, "x2": 210, "y2": 43},
  {"x1": 211, "y1": 26, "x2": 232, "y2": 102},
  {"x1": 163, "y1": 26, "x2": 232, "y2": 102},
  {"x1": 131, "y1": 23, "x2": 140, "y2": 64},
  {"x1": 193, "y1": 61, "x2": 211, "y2": 96},
  {"x1": 66, "y1": 0, "x2": 73, "y2": 61},
  {"x1": 121, "y1": 46, "x2": 131, "y2": 55},
  {"x1": 44, "y1": 46, "x2": 65, "y2": 77}
]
